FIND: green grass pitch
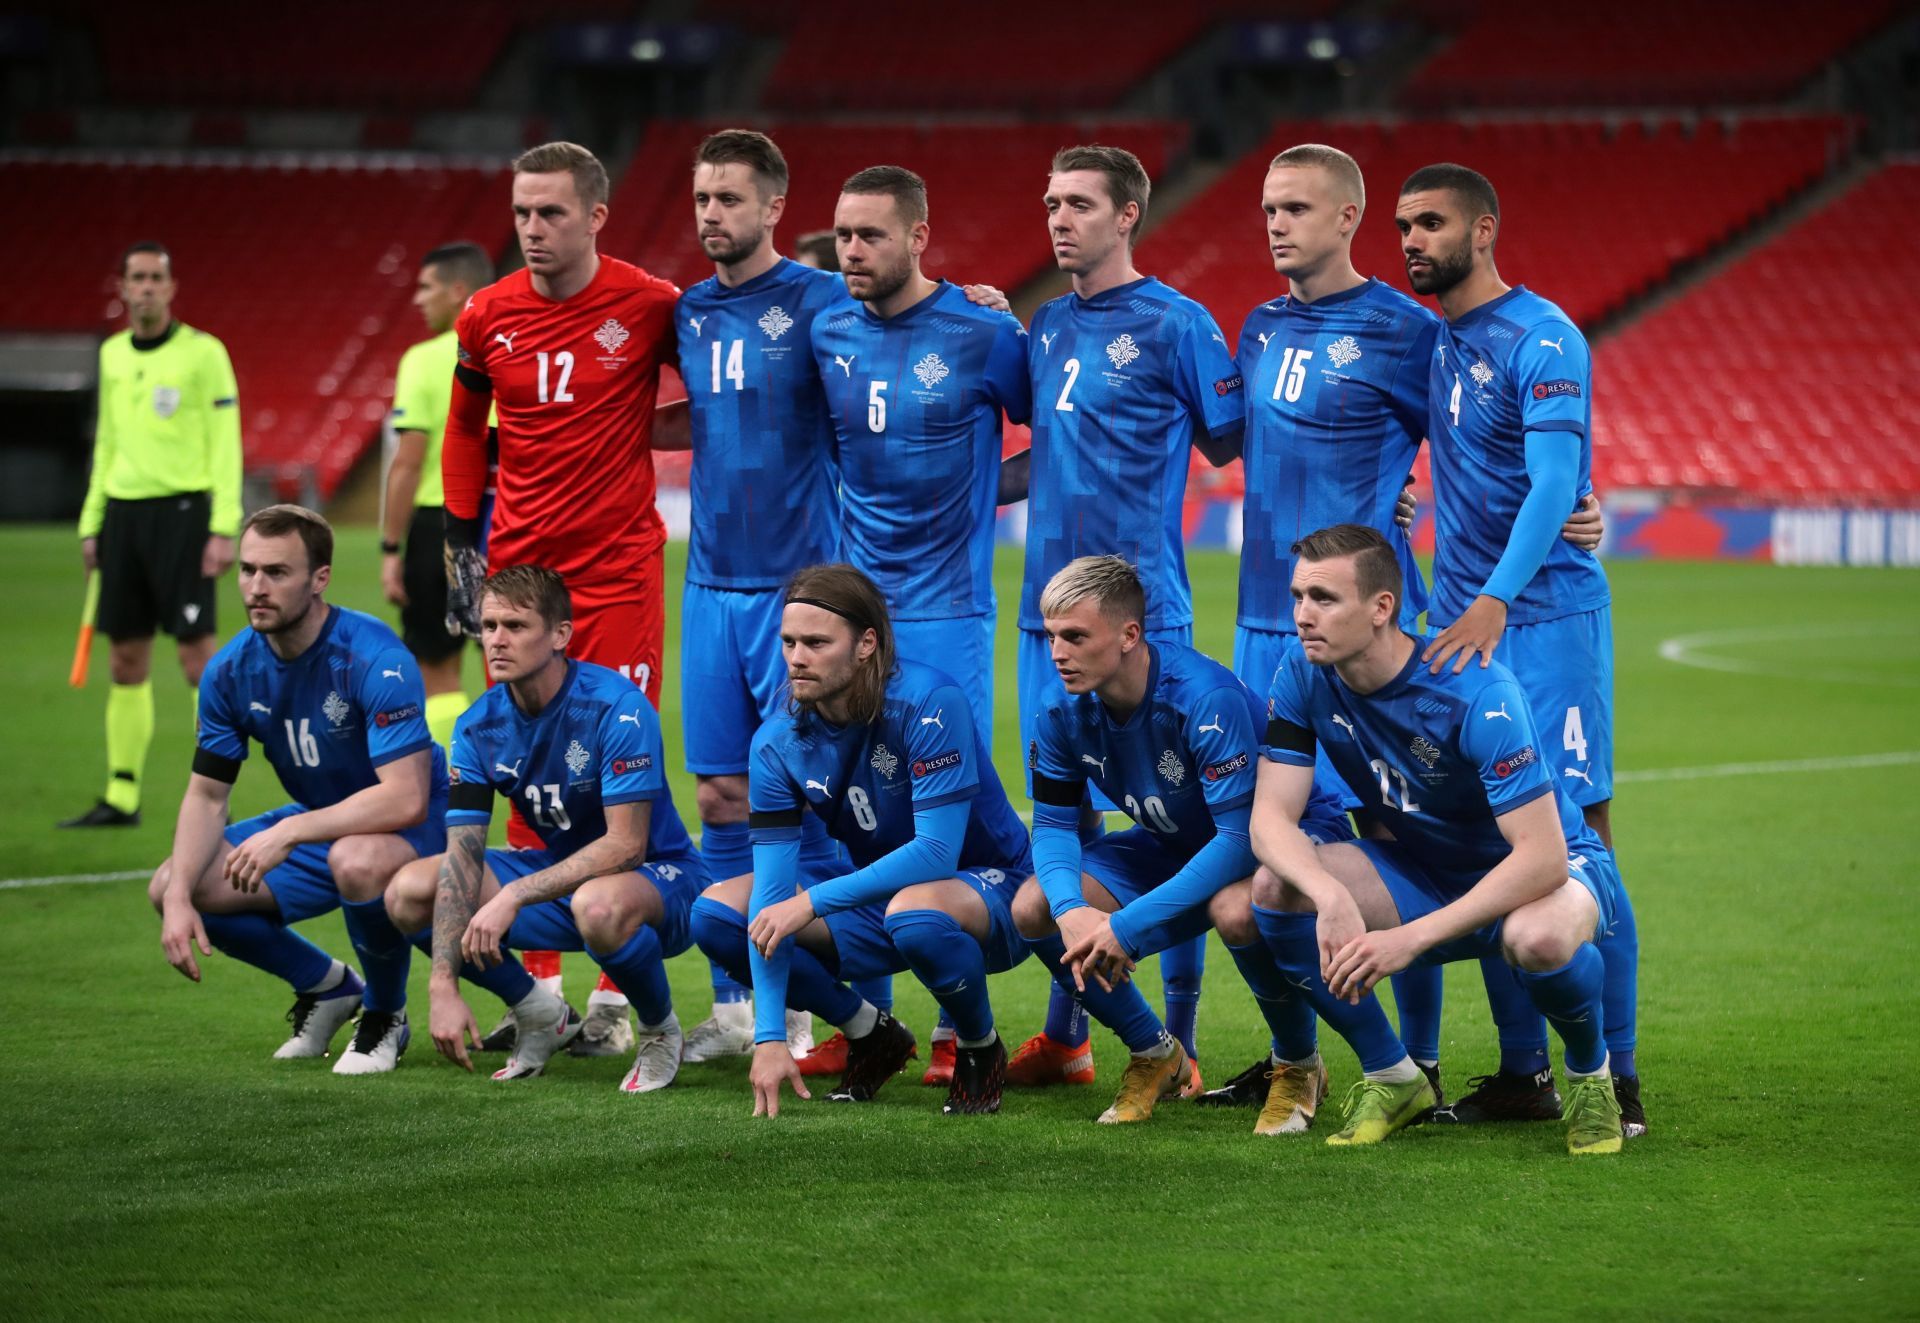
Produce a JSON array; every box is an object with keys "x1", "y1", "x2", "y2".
[{"x1": 2, "y1": 524, "x2": 1916, "y2": 1320}]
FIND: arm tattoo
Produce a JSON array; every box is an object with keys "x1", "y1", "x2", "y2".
[
  {"x1": 508, "y1": 803, "x2": 652, "y2": 908},
  {"x1": 432, "y1": 823, "x2": 487, "y2": 981}
]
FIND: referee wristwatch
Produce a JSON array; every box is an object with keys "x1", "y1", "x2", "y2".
[{"x1": 380, "y1": 539, "x2": 402, "y2": 554}]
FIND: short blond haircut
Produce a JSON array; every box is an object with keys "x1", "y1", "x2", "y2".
[
  {"x1": 1270, "y1": 143, "x2": 1365, "y2": 216},
  {"x1": 1039, "y1": 555, "x2": 1146, "y2": 627},
  {"x1": 511, "y1": 141, "x2": 609, "y2": 209}
]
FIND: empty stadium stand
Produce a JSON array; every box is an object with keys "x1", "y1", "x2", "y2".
[
  {"x1": 1594, "y1": 162, "x2": 1920, "y2": 502},
  {"x1": 1402, "y1": 0, "x2": 1902, "y2": 108},
  {"x1": 2, "y1": 154, "x2": 509, "y2": 498}
]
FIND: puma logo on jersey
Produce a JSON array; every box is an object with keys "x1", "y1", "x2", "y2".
[
  {"x1": 1331, "y1": 714, "x2": 1356, "y2": 738},
  {"x1": 1564, "y1": 766, "x2": 1594, "y2": 786},
  {"x1": 688, "y1": 315, "x2": 706, "y2": 336},
  {"x1": 1039, "y1": 332, "x2": 1056, "y2": 353},
  {"x1": 249, "y1": 701, "x2": 271, "y2": 714},
  {"x1": 1255, "y1": 332, "x2": 1271, "y2": 348},
  {"x1": 1484, "y1": 704, "x2": 1512, "y2": 722},
  {"x1": 805, "y1": 777, "x2": 832, "y2": 795},
  {"x1": 496, "y1": 760, "x2": 523, "y2": 778},
  {"x1": 616, "y1": 713, "x2": 642, "y2": 727},
  {"x1": 833, "y1": 354, "x2": 856, "y2": 376},
  {"x1": 1539, "y1": 337, "x2": 1564, "y2": 355},
  {"x1": 1080, "y1": 754, "x2": 1108, "y2": 777},
  {"x1": 1198, "y1": 713, "x2": 1224, "y2": 735},
  {"x1": 920, "y1": 709, "x2": 943, "y2": 730},
  {"x1": 382, "y1": 668, "x2": 404, "y2": 680},
  {"x1": 492, "y1": 331, "x2": 517, "y2": 354}
]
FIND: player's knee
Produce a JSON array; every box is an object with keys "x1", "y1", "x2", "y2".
[
  {"x1": 575, "y1": 884, "x2": 643, "y2": 950},
  {"x1": 690, "y1": 895, "x2": 747, "y2": 963},
  {"x1": 386, "y1": 860, "x2": 437, "y2": 929},
  {"x1": 697, "y1": 875, "x2": 749, "y2": 914},
  {"x1": 1501, "y1": 916, "x2": 1582, "y2": 973},
  {"x1": 1011, "y1": 877, "x2": 1054, "y2": 939},
  {"x1": 1250, "y1": 865, "x2": 1310, "y2": 914},
  {"x1": 327, "y1": 839, "x2": 394, "y2": 902},
  {"x1": 1209, "y1": 889, "x2": 1257, "y2": 945},
  {"x1": 694, "y1": 776, "x2": 748, "y2": 826}
]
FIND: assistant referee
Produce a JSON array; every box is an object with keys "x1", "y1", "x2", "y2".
[
  {"x1": 64, "y1": 241, "x2": 242, "y2": 829},
  {"x1": 380, "y1": 242, "x2": 494, "y2": 749}
]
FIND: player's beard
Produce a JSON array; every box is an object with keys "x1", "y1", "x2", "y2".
[
  {"x1": 250, "y1": 593, "x2": 314, "y2": 636},
  {"x1": 848, "y1": 255, "x2": 911, "y2": 306},
  {"x1": 1406, "y1": 237, "x2": 1473, "y2": 296},
  {"x1": 706, "y1": 227, "x2": 765, "y2": 268}
]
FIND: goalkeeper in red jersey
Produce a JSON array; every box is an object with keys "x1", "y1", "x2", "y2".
[{"x1": 442, "y1": 141, "x2": 685, "y2": 1056}]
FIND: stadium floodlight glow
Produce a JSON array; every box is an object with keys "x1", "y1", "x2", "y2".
[
  {"x1": 629, "y1": 38, "x2": 664, "y2": 61},
  {"x1": 1306, "y1": 35, "x2": 1340, "y2": 60}
]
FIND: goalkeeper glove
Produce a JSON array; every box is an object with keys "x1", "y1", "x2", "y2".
[{"x1": 444, "y1": 514, "x2": 487, "y2": 639}]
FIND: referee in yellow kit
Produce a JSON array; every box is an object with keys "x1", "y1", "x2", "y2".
[
  {"x1": 379, "y1": 242, "x2": 494, "y2": 749},
  {"x1": 63, "y1": 241, "x2": 241, "y2": 828}
]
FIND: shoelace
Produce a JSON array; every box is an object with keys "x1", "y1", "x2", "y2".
[
  {"x1": 284, "y1": 994, "x2": 319, "y2": 1036},
  {"x1": 1336, "y1": 1076, "x2": 1404, "y2": 1125},
  {"x1": 349, "y1": 1012, "x2": 398, "y2": 1053}
]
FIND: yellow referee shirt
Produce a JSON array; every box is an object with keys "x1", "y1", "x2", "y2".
[
  {"x1": 389, "y1": 328, "x2": 456, "y2": 508},
  {"x1": 79, "y1": 321, "x2": 243, "y2": 539}
]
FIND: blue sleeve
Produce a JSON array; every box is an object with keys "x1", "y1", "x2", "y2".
[
  {"x1": 1387, "y1": 317, "x2": 1439, "y2": 447},
  {"x1": 1480, "y1": 429, "x2": 1580, "y2": 604},
  {"x1": 1171, "y1": 310, "x2": 1246, "y2": 439},
  {"x1": 984, "y1": 318, "x2": 1032, "y2": 426},
  {"x1": 1031, "y1": 817, "x2": 1088, "y2": 919},
  {"x1": 747, "y1": 834, "x2": 802, "y2": 1044},
  {"x1": 805, "y1": 799, "x2": 969, "y2": 914},
  {"x1": 358, "y1": 646, "x2": 432, "y2": 767},
  {"x1": 1512, "y1": 324, "x2": 1591, "y2": 437},
  {"x1": 1108, "y1": 802, "x2": 1254, "y2": 958},
  {"x1": 599, "y1": 690, "x2": 666, "y2": 807},
  {"x1": 1460, "y1": 677, "x2": 1555, "y2": 813},
  {"x1": 1259, "y1": 644, "x2": 1317, "y2": 766},
  {"x1": 194, "y1": 654, "x2": 247, "y2": 764},
  {"x1": 1188, "y1": 684, "x2": 1260, "y2": 812},
  {"x1": 445, "y1": 706, "x2": 495, "y2": 828},
  {"x1": 907, "y1": 683, "x2": 979, "y2": 811}
]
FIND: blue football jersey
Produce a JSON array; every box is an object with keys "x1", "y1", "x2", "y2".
[
  {"x1": 748, "y1": 657, "x2": 1032, "y2": 876},
  {"x1": 1020, "y1": 277, "x2": 1245, "y2": 632},
  {"x1": 1237, "y1": 279, "x2": 1436, "y2": 633},
  {"x1": 197, "y1": 606, "x2": 448, "y2": 808},
  {"x1": 1262, "y1": 636, "x2": 1605, "y2": 896},
  {"x1": 676, "y1": 258, "x2": 846, "y2": 589},
  {"x1": 812, "y1": 282, "x2": 1031, "y2": 620},
  {"x1": 1029, "y1": 642, "x2": 1263, "y2": 860},
  {"x1": 447, "y1": 660, "x2": 696, "y2": 864},
  {"x1": 1427, "y1": 285, "x2": 1609, "y2": 626}
]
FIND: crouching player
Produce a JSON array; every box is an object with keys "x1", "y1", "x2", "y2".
[
  {"x1": 690, "y1": 564, "x2": 1033, "y2": 1117},
  {"x1": 1251, "y1": 524, "x2": 1625, "y2": 1153},
  {"x1": 385, "y1": 566, "x2": 707, "y2": 1090},
  {"x1": 1019, "y1": 556, "x2": 1351, "y2": 1126},
  {"x1": 150, "y1": 505, "x2": 445, "y2": 1075}
]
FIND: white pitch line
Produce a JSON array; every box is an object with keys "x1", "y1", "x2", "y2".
[
  {"x1": 1658, "y1": 622, "x2": 1920, "y2": 688},
  {"x1": 1615, "y1": 750, "x2": 1920, "y2": 783},
  {"x1": 0, "y1": 868, "x2": 148, "y2": 891},
  {"x1": 5, "y1": 750, "x2": 1917, "y2": 892}
]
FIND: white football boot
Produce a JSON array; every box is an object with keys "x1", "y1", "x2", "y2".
[
  {"x1": 272, "y1": 972, "x2": 363, "y2": 1059},
  {"x1": 333, "y1": 1010, "x2": 411, "y2": 1075},
  {"x1": 682, "y1": 998, "x2": 754, "y2": 1062},
  {"x1": 490, "y1": 990, "x2": 584, "y2": 1080},
  {"x1": 786, "y1": 1007, "x2": 815, "y2": 1057},
  {"x1": 570, "y1": 1000, "x2": 636, "y2": 1057},
  {"x1": 619, "y1": 1013, "x2": 685, "y2": 1094}
]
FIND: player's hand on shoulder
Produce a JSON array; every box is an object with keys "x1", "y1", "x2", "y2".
[
  {"x1": 961, "y1": 284, "x2": 1012, "y2": 313},
  {"x1": 429, "y1": 985, "x2": 483, "y2": 1071},
  {"x1": 750, "y1": 1041, "x2": 810, "y2": 1117},
  {"x1": 1421, "y1": 594, "x2": 1507, "y2": 674},
  {"x1": 1561, "y1": 493, "x2": 1604, "y2": 553},
  {"x1": 1395, "y1": 480, "x2": 1418, "y2": 530},
  {"x1": 159, "y1": 899, "x2": 211, "y2": 982}
]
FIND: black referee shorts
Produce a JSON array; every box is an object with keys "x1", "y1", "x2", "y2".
[
  {"x1": 96, "y1": 493, "x2": 217, "y2": 642},
  {"x1": 401, "y1": 504, "x2": 463, "y2": 663}
]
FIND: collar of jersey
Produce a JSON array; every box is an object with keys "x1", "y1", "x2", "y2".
[
  {"x1": 1096, "y1": 642, "x2": 1161, "y2": 732},
  {"x1": 1074, "y1": 275, "x2": 1155, "y2": 308},
  {"x1": 1287, "y1": 277, "x2": 1375, "y2": 315},
  {"x1": 860, "y1": 279, "x2": 952, "y2": 326},
  {"x1": 130, "y1": 320, "x2": 181, "y2": 352},
  {"x1": 259, "y1": 600, "x2": 340, "y2": 669},
  {"x1": 1449, "y1": 284, "x2": 1528, "y2": 330},
  {"x1": 507, "y1": 657, "x2": 578, "y2": 724}
]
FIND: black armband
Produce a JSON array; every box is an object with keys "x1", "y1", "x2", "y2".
[
  {"x1": 453, "y1": 362, "x2": 490, "y2": 392},
  {"x1": 448, "y1": 783, "x2": 494, "y2": 814},
  {"x1": 1263, "y1": 718, "x2": 1316, "y2": 757},
  {"x1": 1031, "y1": 772, "x2": 1084, "y2": 809},
  {"x1": 749, "y1": 809, "x2": 803, "y2": 831},
  {"x1": 191, "y1": 747, "x2": 241, "y2": 784}
]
